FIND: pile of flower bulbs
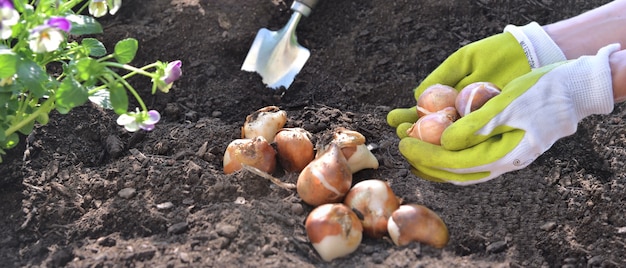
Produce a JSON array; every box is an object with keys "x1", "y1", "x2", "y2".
[{"x1": 223, "y1": 106, "x2": 449, "y2": 262}]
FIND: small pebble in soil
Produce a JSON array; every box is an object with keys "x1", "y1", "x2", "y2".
[
  {"x1": 209, "y1": 237, "x2": 230, "y2": 250},
  {"x1": 234, "y1": 196, "x2": 246, "y2": 204},
  {"x1": 168, "y1": 222, "x2": 188, "y2": 234},
  {"x1": 105, "y1": 135, "x2": 124, "y2": 158},
  {"x1": 540, "y1": 221, "x2": 557, "y2": 232},
  {"x1": 179, "y1": 252, "x2": 191, "y2": 263},
  {"x1": 290, "y1": 203, "x2": 304, "y2": 215},
  {"x1": 486, "y1": 240, "x2": 507, "y2": 254},
  {"x1": 97, "y1": 236, "x2": 117, "y2": 247},
  {"x1": 587, "y1": 255, "x2": 604, "y2": 266},
  {"x1": 261, "y1": 244, "x2": 277, "y2": 257},
  {"x1": 216, "y1": 223, "x2": 238, "y2": 238},
  {"x1": 156, "y1": 202, "x2": 174, "y2": 210},
  {"x1": 118, "y1": 188, "x2": 136, "y2": 199}
]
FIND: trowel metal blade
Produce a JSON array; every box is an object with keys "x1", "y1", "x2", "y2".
[{"x1": 241, "y1": 15, "x2": 310, "y2": 89}]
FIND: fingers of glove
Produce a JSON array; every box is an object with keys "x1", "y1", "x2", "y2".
[
  {"x1": 399, "y1": 130, "x2": 524, "y2": 170},
  {"x1": 414, "y1": 32, "x2": 530, "y2": 99},
  {"x1": 455, "y1": 33, "x2": 532, "y2": 89},
  {"x1": 441, "y1": 64, "x2": 556, "y2": 151},
  {"x1": 387, "y1": 107, "x2": 418, "y2": 128},
  {"x1": 440, "y1": 102, "x2": 517, "y2": 151},
  {"x1": 396, "y1": 122, "x2": 413, "y2": 139}
]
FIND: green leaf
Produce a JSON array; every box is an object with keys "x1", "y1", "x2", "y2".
[
  {"x1": 0, "y1": 93, "x2": 10, "y2": 117},
  {"x1": 55, "y1": 77, "x2": 88, "y2": 114},
  {"x1": 18, "y1": 119, "x2": 34, "y2": 135},
  {"x1": 16, "y1": 59, "x2": 49, "y2": 98},
  {"x1": 108, "y1": 82, "x2": 128, "y2": 115},
  {"x1": 0, "y1": 48, "x2": 17, "y2": 78},
  {"x1": 74, "y1": 58, "x2": 104, "y2": 83},
  {"x1": 114, "y1": 38, "x2": 138, "y2": 64},
  {"x1": 82, "y1": 38, "x2": 107, "y2": 57},
  {"x1": 88, "y1": 90, "x2": 113, "y2": 110},
  {"x1": 0, "y1": 125, "x2": 5, "y2": 142},
  {"x1": 2, "y1": 132, "x2": 19, "y2": 150},
  {"x1": 66, "y1": 14, "x2": 103, "y2": 35},
  {"x1": 36, "y1": 112, "x2": 49, "y2": 125}
]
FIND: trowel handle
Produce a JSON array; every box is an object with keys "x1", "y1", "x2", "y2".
[{"x1": 291, "y1": 0, "x2": 319, "y2": 17}]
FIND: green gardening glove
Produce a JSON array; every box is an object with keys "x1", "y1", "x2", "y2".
[
  {"x1": 400, "y1": 44, "x2": 618, "y2": 185},
  {"x1": 387, "y1": 22, "x2": 566, "y2": 131}
]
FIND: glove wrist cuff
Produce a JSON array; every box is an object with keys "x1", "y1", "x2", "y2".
[
  {"x1": 570, "y1": 44, "x2": 618, "y2": 121},
  {"x1": 504, "y1": 22, "x2": 566, "y2": 68}
]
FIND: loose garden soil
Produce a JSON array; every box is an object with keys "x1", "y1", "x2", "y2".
[{"x1": 1, "y1": 0, "x2": 625, "y2": 267}]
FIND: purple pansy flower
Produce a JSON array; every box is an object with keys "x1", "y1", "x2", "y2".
[
  {"x1": 116, "y1": 109, "x2": 161, "y2": 132},
  {"x1": 0, "y1": 0, "x2": 19, "y2": 40},
  {"x1": 29, "y1": 17, "x2": 72, "y2": 53},
  {"x1": 157, "y1": 60, "x2": 182, "y2": 93}
]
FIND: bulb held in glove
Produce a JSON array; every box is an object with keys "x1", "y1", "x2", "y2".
[
  {"x1": 416, "y1": 84, "x2": 458, "y2": 117},
  {"x1": 406, "y1": 107, "x2": 457, "y2": 145},
  {"x1": 455, "y1": 82, "x2": 500, "y2": 117}
]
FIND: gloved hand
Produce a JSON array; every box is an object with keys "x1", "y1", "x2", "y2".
[
  {"x1": 387, "y1": 22, "x2": 566, "y2": 131},
  {"x1": 400, "y1": 44, "x2": 618, "y2": 185}
]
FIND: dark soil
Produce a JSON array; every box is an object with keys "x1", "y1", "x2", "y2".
[{"x1": 1, "y1": 0, "x2": 625, "y2": 267}]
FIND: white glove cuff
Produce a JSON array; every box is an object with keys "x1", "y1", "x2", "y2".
[
  {"x1": 569, "y1": 44, "x2": 618, "y2": 121},
  {"x1": 504, "y1": 22, "x2": 566, "y2": 68}
]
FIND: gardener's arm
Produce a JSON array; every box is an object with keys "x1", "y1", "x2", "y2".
[
  {"x1": 610, "y1": 48, "x2": 626, "y2": 103},
  {"x1": 544, "y1": 0, "x2": 626, "y2": 59}
]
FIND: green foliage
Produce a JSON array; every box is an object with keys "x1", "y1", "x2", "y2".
[
  {"x1": 0, "y1": 1, "x2": 181, "y2": 163},
  {"x1": 114, "y1": 38, "x2": 138, "y2": 64}
]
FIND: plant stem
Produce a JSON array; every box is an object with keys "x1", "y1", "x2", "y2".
[
  {"x1": 4, "y1": 97, "x2": 55, "y2": 138},
  {"x1": 88, "y1": 62, "x2": 160, "y2": 111},
  {"x1": 113, "y1": 71, "x2": 148, "y2": 111},
  {"x1": 104, "y1": 62, "x2": 159, "y2": 78}
]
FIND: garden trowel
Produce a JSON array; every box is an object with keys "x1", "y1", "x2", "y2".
[{"x1": 241, "y1": 0, "x2": 319, "y2": 89}]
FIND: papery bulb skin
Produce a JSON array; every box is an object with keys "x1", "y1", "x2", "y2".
[
  {"x1": 343, "y1": 179, "x2": 401, "y2": 238},
  {"x1": 455, "y1": 82, "x2": 500, "y2": 117},
  {"x1": 387, "y1": 204, "x2": 449, "y2": 249},
  {"x1": 341, "y1": 144, "x2": 379, "y2": 173},
  {"x1": 330, "y1": 128, "x2": 379, "y2": 173},
  {"x1": 274, "y1": 127, "x2": 315, "y2": 172},
  {"x1": 223, "y1": 136, "x2": 277, "y2": 174},
  {"x1": 242, "y1": 106, "x2": 287, "y2": 143},
  {"x1": 416, "y1": 84, "x2": 458, "y2": 117},
  {"x1": 406, "y1": 108, "x2": 456, "y2": 145},
  {"x1": 297, "y1": 143, "x2": 352, "y2": 207},
  {"x1": 305, "y1": 203, "x2": 363, "y2": 262}
]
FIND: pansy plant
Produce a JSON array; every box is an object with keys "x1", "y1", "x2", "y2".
[
  {"x1": 0, "y1": 0, "x2": 19, "y2": 39},
  {"x1": 0, "y1": 0, "x2": 181, "y2": 163},
  {"x1": 89, "y1": 0, "x2": 121, "y2": 18}
]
